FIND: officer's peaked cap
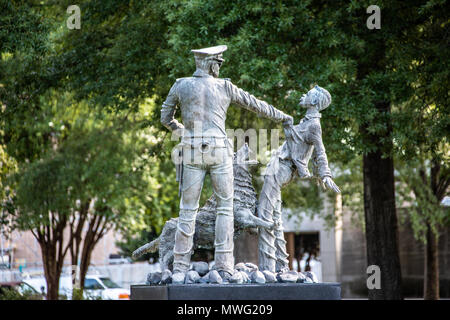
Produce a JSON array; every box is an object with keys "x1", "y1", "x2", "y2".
[{"x1": 191, "y1": 45, "x2": 227, "y2": 59}]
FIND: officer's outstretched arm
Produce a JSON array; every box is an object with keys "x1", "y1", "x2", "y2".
[
  {"x1": 161, "y1": 81, "x2": 184, "y2": 131},
  {"x1": 225, "y1": 80, "x2": 290, "y2": 123}
]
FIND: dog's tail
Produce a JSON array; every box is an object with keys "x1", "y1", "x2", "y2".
[{"x1": 132, "y1": 237, "x2": 160, "y2": 259}]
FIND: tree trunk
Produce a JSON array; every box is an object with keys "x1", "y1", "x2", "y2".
[
  {"x1": 74, "y1": 211, "x2": 110, "y2": 299},
  {"x1": 362, "y1": 101, "x2": 403, "y2": 300},
  {"x1": 41, "y1": 243, "x2": 60, "y2": 300},
  {"x1": 70, "y1": 201, "x2": 89, "y2": 300},
  {"x1": 424, "y1": 224, "x2": 439, "y2": 299},
  {"x1": 424, "y1": 159, "x2": 442, "y2": 299},
  {"x1": 34, "y1": 214, "x2": 70, "y2": 300}
]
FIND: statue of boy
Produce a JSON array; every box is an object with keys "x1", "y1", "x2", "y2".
[
  {"x1": 258, "y1": 85, "x2": 340, "y2": 273},
  {"x1": 160, "y1": 45, "x2": 293, "y2": 279}
]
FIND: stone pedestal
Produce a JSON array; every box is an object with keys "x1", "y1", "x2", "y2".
[{"x1": 131, "y1": 283, "x2": 341, "y2": 300}]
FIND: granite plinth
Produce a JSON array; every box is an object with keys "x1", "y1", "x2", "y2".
[{"x1": 131, "y1": 283, "x2": 341, "y2": 300}]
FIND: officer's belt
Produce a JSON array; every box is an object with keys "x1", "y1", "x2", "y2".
[{"x1": 180, "y1": 136, "x2": 232, "y2": 148}]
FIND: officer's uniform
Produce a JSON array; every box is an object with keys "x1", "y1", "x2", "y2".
[{"x1": 160, "y1": 45, "x2": 290, "y2": 274}]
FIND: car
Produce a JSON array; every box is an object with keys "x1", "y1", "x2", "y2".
[
  {"x1": 108, "y1": 254, "x2": 132, "y2": 265},
  {"x1": 83, "y1": 275, "x2": 130, "y2": 300},
  {"x1": 0, "y1": 281, "x2": 44, "y2": 300},
  {"x1": 23, "y1": 274, "x2": 130, "y2": 300},
  {"x1": 22, "y1": 277, "x2": 47, "y2": 295}
]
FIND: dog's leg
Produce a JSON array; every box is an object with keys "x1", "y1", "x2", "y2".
[
  {"x1": 161, "y1": 250, "x2": 174, "y2": 272},
  {"x1": 238, "y1": 208, "x2": 276, "y2": 230},
  {"x1": 251, "y1": 215, "x2": 276, "y2": 230}
]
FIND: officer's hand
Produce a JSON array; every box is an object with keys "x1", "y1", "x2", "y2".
[
  {"x1": 283, "y1": 115, "x2": 293, "y2": 127},
  {"x1": 323, "y1": 177, "x2": 341, "y2": 193}
]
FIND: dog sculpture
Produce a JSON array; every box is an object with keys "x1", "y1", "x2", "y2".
[{"x1": 132, "y1": 144, "x2": 273, "y2": 271}]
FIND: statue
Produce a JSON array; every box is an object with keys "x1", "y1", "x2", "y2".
[
  {"x1": 159, "y1": 45, "x2": 292, "y2": 281},
  {"x1": 133, "y1": 45, "x2": 342, "y2": 286},
  {"x1": 258, "y1": 85, "x2": 341, "y2": 273}
]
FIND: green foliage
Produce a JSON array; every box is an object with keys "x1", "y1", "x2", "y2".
[
  {"x1": 0, "y1": 144, "x2": 17, "y2": 232},
  {"x1": 53, "y1": 0, "x2": 169, "y2": 112},
  {"x1": 116, "y1": 229, "x2": 159, "y2": 262},
  {"x1": 7, "y1": 92, "x2": 176, "y2": 236},
  {"x1": 0, "y1": 287, "x2": 43, "y2": 300},
  {"x1": 390, "y1": 0, "x2": 449, "y2": 243},
  {"x1": 0, "y1": 0, "x2": 51, "y2": 54},
  {"x1": 396, "y1": 153, "x2": 450, "y2": 243}
]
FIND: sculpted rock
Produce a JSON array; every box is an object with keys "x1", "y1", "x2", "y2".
[
  {"x1": 235, "y1": 262, "x2": 251, "y2": 275},
  {"x1": 192, "y1": 261, "x2": 210, "y2": 276},
  {"x1": 240, "y1": 271, "x2": 250, "y2": 283},
  {"x1": 235, "y1": 262, "x2": 247, "y2": 271},
  {"x1": 305, "y1": 271, "x2": 319, "y2": 283},
  {"x1": 262, "y1": 270, "x2": 277, "y2": 283},
  {"x1": 218, "y1": 270, "x2": 232, "y2": 283},
  {"x1": 245, "y1": 263, "x2": 258, "y2": 272},
  {"x1": 250, "y1": 270, "x2": 266, "y2": 284},
  {"x1": 277, "y1": 270, "x2": 298, "y2": 283},
  {"x1": 299, "y1": 272, "x2": 314, "y2": 283},
  {"x1": 185, "y1": 270, "x2": 201, "y2": 284},
  {"x1": 147, "y1": 272, "x2": 162, "y2": 285},
  {"x1": 172, "y1": 272, "x2": 186, "y2": 284},
  {"x1": 209, "y1": 270, "x2": 223, "y2": 284},
  {"x1": 160, "y1": 269, "x2": 172, "y2": 285},
  {"x1": 296, "y1": 272, "x2": 307, "y2": 283},
  {"x1": 230, "y1": 271, "x2": 244, "y2": 284},
  {"x1": 197, "y1": 272, "x2": 210, "y2": 284}
]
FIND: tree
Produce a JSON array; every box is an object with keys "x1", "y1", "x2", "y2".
[
  {"x1": 397, "y1": 155, "x2": 449, "y2": 299},
  {"x1": 0, "y1": 1, "x2": 180, "y2": 299},
  {"x1": 0, "y1": 0, "x2": 56, "y2": 296},
  {"x1": 7, "y1": 97, "x2": 163, "y2": 299},
  {"x1": 391, "y1": 0, "x2": 449, "y2": 299}
]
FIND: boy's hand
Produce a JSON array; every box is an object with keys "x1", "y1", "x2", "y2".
[
  {"x1": 283, "y1": 115, "x2": 293, "y2": 127},
  {"x1": 323, "y1": 176, "x2": 341, "y2": 193}
]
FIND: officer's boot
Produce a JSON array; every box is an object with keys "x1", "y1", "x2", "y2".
[
  {"x1": 173, "y1": 208, "x2": 197, "y2": 274},
  {"x1": 214, "y1": 207, "x2": 234, "y2": 275}
]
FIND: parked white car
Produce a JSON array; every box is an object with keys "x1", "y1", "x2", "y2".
[
  {"x1": 83, "y1": 275, "x2": 130, "y2": 300},
  {"x1": 23, "y1": 274, "x2": 130, "y2": 300},
  {"x1": 108, "y1": 254, "x2": 132, "y2": 265}
]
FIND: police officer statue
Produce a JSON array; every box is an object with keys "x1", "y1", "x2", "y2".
[{"x1": 160, "y1": 45, "x2": 292, "y2": 280}]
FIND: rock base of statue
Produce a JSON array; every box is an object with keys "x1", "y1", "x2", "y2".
[{"x1": 130, "y1": 283, "x2": 341, "y2": 300}]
